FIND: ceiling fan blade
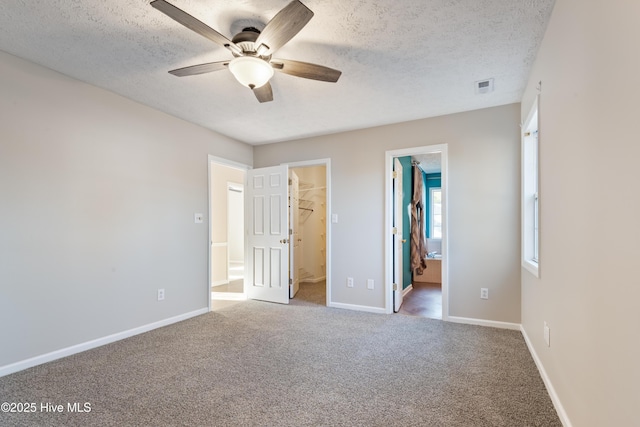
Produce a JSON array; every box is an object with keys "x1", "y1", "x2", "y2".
[
  {"x1": 252, "y1": 82, "x2": 274, "y2": 103},
  {"x1": 255, "y1": 1, "x2": 314, "y2": 55},
  {"x1": 271, "y1": 59, "x2": 341, "y2": 82},
  {"x1": 168, "y1": 61, "x2": 229, "y2": 77},
  {"x1": 151, "y1": 0, "x2": 242, "y2": 55}
]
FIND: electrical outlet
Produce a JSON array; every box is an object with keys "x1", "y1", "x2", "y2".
[
  {"x1": 347, "y1": 277, "x2": 354, "y2": 288},
  {"x1": 480, "y1": 288, "x2": 489, "y2": 299},
  {"x1": 367, "y1": 279, "x2": 374, "y2": 290},
  {"x1": 157, "y1": 289, "x2": 165, "y2": 301},
  {"x1": 544, "y1": 321, "x2": 550, "y2": 347}
]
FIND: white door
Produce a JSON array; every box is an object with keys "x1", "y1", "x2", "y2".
[
  {"x1": 393, "y1": 158, "x2": 404, "y2": 312},
  {"x1": 289, "y1": 170, "x2": 300, "y2": 298},
  {"x1": 246, "y1": 165, "x2": 290, "y2": 304}
]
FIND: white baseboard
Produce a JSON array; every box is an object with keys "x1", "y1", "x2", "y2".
[
  {"x1": 328, "y1": 302, "x2": 387, "y2": 315},
  {"x1": 300, "y1": 275, "x2": 326, "y2": 284},
  {"x1": 520, "y1": 326, "x2": 572, "y2": 427},
  {"x1": 211, "y1": 292, "x2": 247, "y2": 301},
  {"x1": 0, "y1": 308, "x2": 208, "y2": 378},
  {"x1": 403, "y1": 284, "x2": 413, "y2": 297},
  {"x1": 445, "y1": 315, "x2": 521, "y2": 330}
]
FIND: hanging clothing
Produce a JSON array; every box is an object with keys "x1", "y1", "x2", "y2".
[{"x1": 410, "y1": 164, "x2": 428, "y2": 275}]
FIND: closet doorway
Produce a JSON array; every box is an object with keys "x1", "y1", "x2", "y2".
[
  {"x1": 385, "y1": 145, "x2": 448, "y2": 319},
  {"x1": 289, "y1": 163, "x2": 328, "y2": 306}
]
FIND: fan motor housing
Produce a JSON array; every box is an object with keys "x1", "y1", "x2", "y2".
[
  {"x1": 232, "y1": 27, "x2": 260, "y2": 44},
  {"x1": 231, "y1": 26, "x2": 272, "y2": 60}
]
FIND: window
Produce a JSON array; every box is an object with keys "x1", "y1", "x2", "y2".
[
  {"x1": 430, "y1": 187, "x2": 442, "y2": 239},
  {"x1": 522, "y1": 97, "x2": 539, "y2": 277}
]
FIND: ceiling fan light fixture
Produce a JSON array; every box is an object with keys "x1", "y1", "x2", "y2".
[{"x1": 229, "y1": 56, "x2": 274, "y2": 89}]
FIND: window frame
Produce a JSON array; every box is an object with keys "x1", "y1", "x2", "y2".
[
  {"x1": 522, "y1": 97, "x2": 540, "y2": 277},
  {"x1": 430, "y1": 187, "x2": 442, "y2": 240}
]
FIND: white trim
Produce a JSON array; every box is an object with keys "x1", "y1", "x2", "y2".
[
  {"x1": 209, "y1": 155, "x2": 252, "y2": 172},
  {"x1": 522, "y1": 259, "x2": 539, "y2": 277},
  {"x1": 301, "y1": 275, "x2": 326, "y2": 283},
  {"x1": 447, "y1": 316, "x2": 521, "y2": 330},
  {"x1": 521, "y1": 326, "x2": 573, "y2": 427},
  {"x1": 208, "y1": 155, "x2": 251, "y2": 313},
  {"x1": 0, "y1": 308, "x2": 208, "y2": 378},
  {"x1": 284, "y1": 158, "x2": 332, "y2": 308},
  {"x1": 403, "y1": 284, "x2": 413, "y2": 297},
  {"x1": 211, "y1": 292, "x2": 248, "y2": 301},
  {"x1": 385, "y1": 144, "x2": 449, "y2": 319},
  {"x1": 328, "y1": 302, "x2": 387, "y2": 315}
]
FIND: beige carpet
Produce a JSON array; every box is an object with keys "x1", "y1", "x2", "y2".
[{"x1": 0, "y1": 299, "x2": 560, "y2": 426}]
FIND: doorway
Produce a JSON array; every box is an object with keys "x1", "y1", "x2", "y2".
[
  {"x1": 243, "y1": 160, "x2": 331, "y2": 306},
  {"x1": 385, "y1": 145, "x2": 448, "y2": 319},
  {"x1": 208, "y1": 156, "x2": 249, "y2": 307},
  {"x1": 290, "y1": 164, "x2": 328, "y2": 306},
  {"x1": 209, "y1": 157, "x2": 331, "y2": 310}
]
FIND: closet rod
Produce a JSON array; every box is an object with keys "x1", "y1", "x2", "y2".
[{"x1": 299, "y1": 207, "x2": 314, "y2": 212}]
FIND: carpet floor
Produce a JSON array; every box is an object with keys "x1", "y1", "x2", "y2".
[{"x1": 0, "y1": 298, "x2": 560, "y2": 426}]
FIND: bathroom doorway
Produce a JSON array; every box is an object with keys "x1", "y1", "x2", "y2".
[{"x1": 385, "y1": 145, "x2": 448, "y2": 319}]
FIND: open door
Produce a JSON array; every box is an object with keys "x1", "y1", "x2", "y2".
[
  {"x1": 289, "y1": 170, "x2": 300, "y2": 298},
  {"x1": 246, "y1": 164, "x2": 290, "y2": 304},
  {"x1": 393, "y1": 158, "x2": 404, "y2": 312}
]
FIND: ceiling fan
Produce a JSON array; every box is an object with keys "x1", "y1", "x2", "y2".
[{"x1": 150, "y1": 0, "x2": 342, "y2": 103}]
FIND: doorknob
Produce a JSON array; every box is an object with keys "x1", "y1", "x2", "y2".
[
  {"x1": 280, "y1": 238, "x2": 289, "y2": 244},
  {"x1": 402, "y1": 239, "x2": 407, "y2": 243}
]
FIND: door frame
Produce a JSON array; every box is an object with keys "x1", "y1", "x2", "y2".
[
  {"x1": 392, "y1": 158, "x2": 403, "y2": 312},
  {"x1": 283, "y1": 158, "x2": 332, "y2": 306},
  {"x1": 207, "y1": 155, "x2": 251, "y2": 312},
  {"x1": 384, "y1": 145, "x2": 448, "y2": 318}
]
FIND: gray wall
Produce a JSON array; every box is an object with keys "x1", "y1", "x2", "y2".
[
  {"x1": 520, "y1": 0, "x2": 640, "y2": 425},
  {"x1": 254, "y1": 104, "x2": 522, "y2": 322},
  {"x1": 0, "y1": 51, "x2": 252, "y2": 367}
]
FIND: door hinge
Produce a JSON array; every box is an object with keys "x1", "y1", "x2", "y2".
[
  {"x1": 393, "y1": 283, "x2": 398, "y2": 291},
  {"x1": 392, "y1": 227, "x2": 398, "y2": 235},
  {"x1": 289, "y1": 228, "x2": 293, "y2": 235},
  {"x1": 288, "y1": 178, "x2": 292, "y2": 185},
  {"x1": 392, "y1": 171, "x2": 398, "y2": 179},
  {"x1": 289, "y1": 278, "x2": 293, "y2": 285}
]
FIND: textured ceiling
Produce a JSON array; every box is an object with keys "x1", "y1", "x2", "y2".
[
  {"x1": 0, "y1": 0, "x2": 555, "y2": 145},
  {"x1": 413, "y1": 153, "x2": 441, "y2": 174}
]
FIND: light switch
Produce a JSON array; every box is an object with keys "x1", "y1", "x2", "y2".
[
  {"x1": 194, "y1": 213, "x2": 204, "y2": 223},
  {"x1": 331, "y1": 213, "x2": 338, "y2": 223}
]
